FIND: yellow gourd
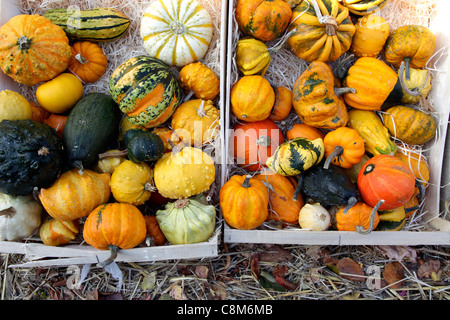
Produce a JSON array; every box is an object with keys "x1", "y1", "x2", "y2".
[
  {"x1": 0, "y1": 90, "x2": 32, "y2": 121},
  {"x1": 350, "y1": 14, "x2": 390, "y2": 57}
]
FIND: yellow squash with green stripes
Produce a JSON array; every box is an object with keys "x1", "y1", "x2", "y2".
[
  {"x1": 341, "y1": 0, "x2": 389, "y2": 15},
  {"x1": 266, "y1": 137, "x2": 324, "y2": 176},
  {"x1": 376, "y1": 206, "x2": 406, "y2": 231}
]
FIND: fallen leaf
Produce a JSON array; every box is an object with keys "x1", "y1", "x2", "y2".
[
  {"x1": 250, "y1": 252, "x2": 260, "y2": 280},
  {"x1": 141, "y1": 272, "x2": 157, "y2": 291},
  {"x1": 377, "y1": 246, "x2": 417, "y2": 262},
  {"x1": 272, "y1": 264, "x2": 288, "y2": 278},
  {"x1": 169, "y1": 283, "x2": 185, "y2": 300},
  {"x1": 259, "y1": 271, "x2": 286, "y2": 292},
  {"x1": 259, "y1": 245, "x2": 293, "y2": 263},
  {"x1": 383, "y1": 261, "x2": 404, "y2": 289},
  {"x1": 275, "y1": 275, "x2": 298, "y2": 291},
  {"x1": 211, "y1": 282, "x2": 227, "y2": 300},
  {"x1": 418, "y1": 259, "x2": 441, "y2": 279},
  {"x1": 194, "y1": 265, "x2": 209, "y2": 279},
  {"x1": 336, "y1": 258, "x2": 365, "y2": 282}
]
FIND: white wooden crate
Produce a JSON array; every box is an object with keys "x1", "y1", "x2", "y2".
[
  {"x1": 0, "y1": 0, "x2": 229, "y2": 267},
  {"x1": 223, "y1": 0, "x2": 450, "y2": 245}
]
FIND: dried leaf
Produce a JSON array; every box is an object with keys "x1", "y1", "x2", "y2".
[
  {"x1": 169, "y1": 283, "x2": 185, "y2": 300},
  {"x1": 417, "y1": 259, "x2": 441, "y2": 279},
  {"x1": 194, "y1": 265, "x2": 209, "y2": 279},
  {"x1": 259, "y1": 245, "x2": 293, "y2": 263},
  {"x1": 259, "y1": 271, "x2": 286, "y2": 292},
  {"x1": 250, "y1": 252, "x2": 260, "y2": 280},
  {"x1": 383, "y1": 261, "x2": 404, "y2": 289},
  {"x1": 272, "y1": 264, "x2": 288, "y2": 278},
  {"x1": 336, "y1": 257, "x2": 365, "y2": 282},
  {"x1": 141, "y1": 272, "x2": 157, "y2": 291},
  {"x1": 211, "y1": 282, "x2": 227, "y2": 300},
  {"x1": 275, "y1": 275, "x2": 298, "y2": 291},
  {"x1": 377, "y1": 246, "x2": 417, "y2": 262}
]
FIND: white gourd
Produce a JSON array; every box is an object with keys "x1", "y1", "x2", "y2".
[
  {"x1": 298, "y1": 203, "x2": 331, "y2": 231},
  {"x1": 140, "y1": 0, "x2": 213, "y2": 67},
  {"x1": 0, "y1": 192, "x2": 42, "y2": 241}
]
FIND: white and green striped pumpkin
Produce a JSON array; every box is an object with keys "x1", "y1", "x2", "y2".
[{"x1": 140, "y1": 0, "x2": 213, "y2": 67}]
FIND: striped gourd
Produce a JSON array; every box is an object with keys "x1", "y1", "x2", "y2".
[
  {"x1": 140, "y1": 0, "x2": 213, "y2": 67},
  {"x1": 376, "y1": 206, "x2": 406, "y2": 231},
  {"x1": 109, "y1": 56, "x2": 182, "y2": 128},
  {"x1": 43, "y1": 8, "x2": 130, "y2": 42},
  {"x1": 266, "y1": 137, "x2": 325, "y2": 176}
]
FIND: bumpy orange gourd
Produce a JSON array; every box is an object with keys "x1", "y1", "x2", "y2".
[
  {"x1": 323, "y1": 127, "x2": 365, "y2": 169},
  {"x1": 178, "y1": 62, "x2": 220, "y2": 101},
  {"x1": 350, "y1": 14, "x2": 390, "y2": 58},
  {"x1": 69, "y1": 41, "x2": 108, "y2": 83},
  {"x1": 220, "y1": 175, "x2": 269, "y2": 230},
  {"x1": 231, "y1": 75, "x2": 275, "y2": 122},
  {"x1": 83, "y1": 202, "x2": 147, "y2": 266},
  {"x1": 0, "y1": 14, "x2": 72, "y2": 86},
  {"x1": 38, "y1": 169, "x2": 111, "y2": 222}
]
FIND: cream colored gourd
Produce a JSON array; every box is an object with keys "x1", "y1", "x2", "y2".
[
  {"x1": 156, "y1": 198, "x2": 216, "y2": 244},
  {"x1": 140, "y1": 0, "x2": 213, "y2": 67},
  {"x1": 298, "y1": 203, "x2": 331, "y2": 231},
  {"x1": 0, "y1": 192, "x2": 42, "y2": 241},
  {"x1": 94, "y1": 149, "x2": 126, "y2": 174},
  {"x1": 153, "y1": 145, "x2": 216, "y2": 199}
]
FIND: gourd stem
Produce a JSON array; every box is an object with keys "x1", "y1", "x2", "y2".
[
  {"x1": 168, "y1": 139, "x2": 185, "y2": 154},
  {"x1": 334, "y1": 87, "x2": 356, "y2": 96},
  {"x1": 293, "y1": 173, "x2": 303, "y2": 201},
  {"x1": 174, "y1": 198, "x2": 190, "y2": 209},
  {"x1": 0, "y1": 207, "x2": 16, "y2": 218},
  {"x1": 343, "y1": 196, "x2": 358, "y2": 214},
  {"x1": 323, "y1": 146, "x2": 344, "y2": 169},
  {"x1": 404, "y1": 57, "x2": 412, "y2": 81},
  {"x1": 267, "y1": 28, "x2": 297, "y2": 54},
  {"x1": 97, "y1": 245, "x2": 119, "y2": 268},
  {"x1": 242, "y1": 175, "x2": 252, "y2": 188},
  {"x1": 356, "y1": 199, "x2": 384, "y2": 235},
  {"x1": 17, "y1": 36, "x2": 31, "y2": 50},
  {"x1": 335, "y1": 53, "x2": 356, "y2": 80},
  {"x1": 75, "y1": 53, "x2": 89, "y2": 64},
  {"x1": 415, "y1": 179, "x2": 426, "y2": 203},
  {"x1": 399, "y1": 61, "x2": 421, "y2": 96},
  {"x1": 144, "y1": 182, "x2": 156, "y2": 192},
  {"x1": 98, "y1": 150, "x2": 128, "y2": 159}
]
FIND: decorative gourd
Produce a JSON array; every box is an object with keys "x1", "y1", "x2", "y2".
[
  {"x1": 69, "y1": 41, "x2": 108, "y2": 83},
  {"x1": 43, "y1": 114, "x2": 67, "y2": 139},
  {"x1": 122, "y1": 127, "x2": 147, "y2": 146},
  {"x1": 269, "y1": 87, "x2": 293, "y2": 121},
  {"x1": 109, "y1": 56, "x2": 182, "y2": 128},
  {"x1": 30, "y1": 102, "x2": 51, "y2": 123},
  {"x1": 36, "y1": 73, "x2": 84, "y2": 114},
  {"x1": 231, "y1": 75, "x2": 275, "y2": 122},
  {"x1": 83, "y1": 203, "x2": 147, "y2": 267},
  {"x1": 382, "y1": 105, "x2": 437, "y2": 145},
  {"x1": 404, "y1": 195, "x2": 419, "y2": 218},
  {"x1": 376, "y1": 206, "x2": 406, "y2": 231},
  {"x1": 126, "y1": 131, "x2": 165, "y2": 163},
  {"x1": 0, "y1": 192, "x2": 42, "y2": 241},
  {"x1": 266, "y1": 137, "x2": 325, "y2": 176},
  {"x1": 335, "y1": 197, "x2": 382, "y2": 234},
  {"x1": 95, "y1": 149, "x2": 126, "y2": 174},
  {"x1": 286, "y1": 123, "x2": 325, "y2": 141},
  {"x1": 235, "y1": 38, "x2": 272, "y2": 76},
  {"x1": 63, "y1": 92, "x2": 122, "y2": 170},
  {"x1": 341, "y1": 0, "x2": 389, "y2": 15},
  {"x1": 292, "y1": 61, "x2": 349, "y2": 129},
  {"x1": 287, "y1": 0, "x2": 356, "y2": 62},
  {"x1": 342, "y1": 57, "x2": 402, "y2": 110},
  {"x1": 153, "y1": 145, "x2": 215, "y2": 199},
  {"x1": 0, "y1": 14, "x2": 72, "y2": 86},
  {"x1": 140, "y1": 0, "x2": 213, "y2": 67},
  {"x1": 300, "y1": 163, "x2": 359, "y2": 207},
  {"x1": 385, "y1": 25, "x2": 436, "y2": 80},
  {"x1": 156, "y1": 198, "x2": 216, "y2": 244},
  {"x1": 323, "y1": 127, "x2": 365, "y2": 169},
  {"x1": 144, "y1": 215, "x2": 166, "y2": 246},
  {"x1": 178, "y1": 62, "x2": 220, "y2": 101},
  {"x1": 394, "y1": 146, "x2": 429, "y2": 186},
  {"x1": 219, "y1": 175, "x2": 269, "y2": 230},
  {"x1": 231, "y1": 119, "x2": 284, "y2": 172},
  {"x1": 298, "y1": 203, "x2": 331, "y2": 231},
  {"x1": 38, "y1": 169, "x2": 111, "y2": 222},
  {"x1": 110, "y1": 160, "x2": 154, "y2": 206},
  {"x1": 0, "y1": 120, "x2": 64, "y2": 196},
  {"x1": 350, "y1": 14, "x2": 390, "y2": 57},
  {"x1": 0, "y1": 90, "x2": 32, "y2": 121},
  {"x1": 43, "y1": 8, "x2": 130, "y2": 42},
  {"x1": 39, "y1": 218, "x2": 79, "y2": 246},
  {"x1": 152, "y1": 127, "x2": 182, "y2": 153},
  {"x1": 347, "y1": 109, "x2": 397, "y2": 156},
  {"x1": 235, "y1": 0, "x2": 292, "y2": 42},
  {"x1": 399, "y1": 68, "x2": 432, "y2": 104},
  {"x1": 255, "y1": 171, "x2": 304, "y2": 224},
  {"x1": 357, "y1": 155, "x2": 416, "y2": 210},
  {"x1": 171, "y1": 99, "x2": 220, "y2": 146}
]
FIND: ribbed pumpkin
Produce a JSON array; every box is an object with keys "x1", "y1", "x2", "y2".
[
  {"x1": 231, "y1": 119, "x2": 284, "y2": 172},
  {"x1": 287, "y1": 0, "x2": 356, "y2": 62},
  {"x1": 220, "y1": 175, "x2": 269, "y2": 230},
  {"x1": 231, "y1": 75, "x2": 275, "y2": 122},
  {"x1": 357, "y1": 155, "x2": 416, "y2": 211},
  {"x1": 350, "y1": 14, "x2": 390, "y2": 57},
  {"x1": 83, "y1": 203, "x2": 147, "y2": 267},
  {"x1": 0, "y1": 14, "x2": 72, "y2": 86},
  {"x1": 140, "y1": 0, "x2": 213, "y2": 67},
  {"x1": 38, "y1": 169, "x2": 111, "y2": 222},
  {"x1": 335, "y1": 197, "x2": 381, "y2": 234},
  {"x1": 69, "y1": 41, "x2": 108, "y2": 83},
  {"x1": 292, "y1": 61, "x2": 349, "y2": 129},
  {"x1": 39, "y1": 218, "x2": 79, "y2": 246},
  {"x1": 382, "y1": 106, "x2": 437, "y2": 145},
  {"x1": 109, "y1": 56, "x2": 182, "y2": 128},
  {"x1": 235, "y1": 0, "x2": 292, "y2": 42},
  {"x1": 255, "y1": 171, "x2": 304, "y2": 224},
  {"x1": 323, "y1": 127, "x2": 365, "y2": 169}
]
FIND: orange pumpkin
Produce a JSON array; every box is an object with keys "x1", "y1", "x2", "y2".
[
  {"x1": 0, "y1": 14, "x2": 72, "y2": 86},
  {"x1": 83, "y1": 202, "x2": 147, "y2": 267},
  {"x1": 269, "y1": 86, "x2": 293, "y2": 121},
  {"x1": 323, "y1": 127, "x2": 365, "y2": 169},
  {"x1": 152, "y1": 127, "x2": 182, "y2": 153},
  {"x1": 38, "y1": 169, "x2": 111, "y2": 222},
  {"x1": 335, "y1": 197, "x2": 381, "y2": 233},
  {"x1": 219, "y1": 175, "x2": 269, "y2": 230},
  {"x1": 30, "y1": 102, "x2": 51, "y2": 123},
  {"x1": 43, "y1": 114, "x2": 67, "y2": 139},
  {"x1": 144, "y1": 215, "x2": 166, "y2": 246},
  {"x1": 286, "y1": 123, "x2": 325, "y2": 141},
  {"x1": 68, "y1": 41, "x2": 108, "y2": 83}
]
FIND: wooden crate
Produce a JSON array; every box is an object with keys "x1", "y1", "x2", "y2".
[
  {"x1": 223, "y1": 0, "x2": 450, "y2": 245},
  {"x1": 0, "y1": 0, "x2": 229, "y2": 267}
]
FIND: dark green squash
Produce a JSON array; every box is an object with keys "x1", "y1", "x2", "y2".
[
  {"x1": 122, "y1": 127, "x2": 147, "y2": 146},
  {"x1": 62, "y1": 92, "x2": 122, "y2": 170},
  {"x1": 299, "y1": 162, "x2": 359, "y2": 207},
  {"x1": 0, "y1": 119, "x2": 64, "y2": 196},
  {"x1": 126, "y1": 131, "x2": 164, "y2": 163}
]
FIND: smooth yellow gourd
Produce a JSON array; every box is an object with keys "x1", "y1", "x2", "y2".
[{"x1": 0, "y1": 90, "x2": 32, "y2": 121}]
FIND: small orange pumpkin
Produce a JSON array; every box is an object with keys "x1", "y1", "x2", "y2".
[
  {"x1": 323, "y1": 127, "x2": 365, "y2": 169},
  {"x1": 219, "y1": 175, "x2": 269, "y2": 230},
  {"x1": 43, "y1": 113, "x2": 67, "y2": 139},
  {"x1": 335, "y1": 197, "x2": 382, "y2": 234},
  {"x1": 269, "y1": 86, "x2": 293, "y2": 121},
  {"x1": 39, "y1": 218, "x2": 79, "y2": 246},
  {"x1": 144, "y1": 215, "x2": 166, "y2": 246},
  {"x1": 68, "y1": 41, "x2": 108, "y2": 83},
  {"x1": 286, "y1": 123, "x2": 325, "y2": 141},
  {"x1": 152, "y1": 127, "x2": 182, "y2": 153}
]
